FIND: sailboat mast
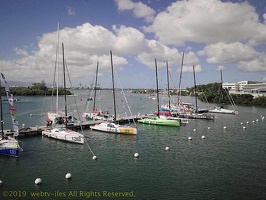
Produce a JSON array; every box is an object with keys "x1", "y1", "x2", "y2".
[
  {"x1": 193, "y1": 65, "x2": 198, "y2": 113},
  {"x1": 56, "y1": 22, "x2": 60, "y2": 113},
  {"x1": 219, "y1": 70, "x2": 224, "y2": 103},
  {"x1": 166, "y1": 61, "x2": 171, "y2": 111},
  {"x1": 0, "y1": 77, "x2": 3, "y2": 139},
  {"x1": 93, "y1": 61, "x2": 99, "y2": 111},
  {"x1": 155, "y1": 59, "x2": 160, "y2": 117},
  {"x1": 62, "y1": 43, "x2": 67, "y2": 127},
  {"x1": 110, "y1": 51, "x2": 117, "y2": 122},
  {"x1": 178, "y1": 52, "x2": 184, "y2": 98}
]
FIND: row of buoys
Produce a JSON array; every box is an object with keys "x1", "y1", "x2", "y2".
[
  {"x1": 188, "y1": 135, "x2": 206, "y2": 140},
  {"x1": 34, "y1": 173, "x2": 73, "y2": 185}
]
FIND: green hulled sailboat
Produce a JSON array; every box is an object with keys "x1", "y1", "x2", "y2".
[{"x1": 138, "y1": 59, "x2": 180, "y2": 127}]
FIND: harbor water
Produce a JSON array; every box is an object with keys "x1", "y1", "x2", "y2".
[{"x1": 0, "y1": 90, "x2": 265, "y2": 200}]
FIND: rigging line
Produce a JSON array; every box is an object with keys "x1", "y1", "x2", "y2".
[
  {"x1": 113, "y1": 67, "x2": 137, "y2": 127},
  {"x1": 65, "y1": 62, "x2": 96, "y2": 157},
  {"x1": 40, "y1": 88, "x2": 48, "y2": 116},
  {"x1": 225, "y1": 89, "x2": 237, "y2": 110},
  {"x1": 83, "y1": 75, "x2": 95, "y2": 112},
  {"x1": 168, "y1": 69, "x2": 187, "y2": 115},
  {"x1": 197, "y1": 83, "x2": 211, "y2": 109}
]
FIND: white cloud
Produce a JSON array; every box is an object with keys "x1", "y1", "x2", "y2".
[
  {"x1": 115, "y1": 0, "x2": 155, "y2": 22},
  {"x1": 136, "y1": 40, "x2": 199, "y2": 69},
  {"x1": 182, "y1": 65, "x2": 202, "y2": 73},
  {"x1": 14, "y1": 47, "x2": 29, "y2": 56},
  {"x1": 216, "y1": 65, "x2": 226, "y2": 71},
  {"x1": 144, "y1": 0, "x2": 264, "y2": 46},
  {"x1": 3, "y1": 22, "x2": 200, "y2": 84},
  {"x1": 198, "y1": 42, "x2": 260, "y2": 64},
  {"x1": 66, "y1": 6, "x2": 76, "y2": 16},
  {"x1": 238, "y1": 55, "x2": 266, "y2": 72}
]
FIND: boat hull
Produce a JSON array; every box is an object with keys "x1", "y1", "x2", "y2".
[
  {"x1": 0, "y1": 137, "x2": 20, "y2": 157},
  {"x1": 90, "y1": 122, "x2": 137, "y2": 135},
  {"x1": 42, "y1": 128, "x2": 84, "y2": 144},
  {"x1": 138, "y1": 117, "x2": 180, "y2": 127},
  {"x1": 209, "y1": 108, "x2": 238, "y2": 114}
]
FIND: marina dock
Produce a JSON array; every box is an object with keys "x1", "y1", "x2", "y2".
[{"x1": 4, "y1": 115, "x2": 146, "y2": 137}]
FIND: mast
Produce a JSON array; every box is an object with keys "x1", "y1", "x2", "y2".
[
  {"x1": 0, "y1": 76, "x2": 3, "y2": 139},
  {"x1": 219, "y1": 70, "x2": 224, "y2": 103},
  {"x1": 155, "y1": 58, "x2": 160, "y2": 117},
  {"x1": 178, "y1": 52, "x2": 184, "y2": 99},
  {"x1": 56, "y1": 22, "x2": 60, "y2": 113},
  {"x1": 110, "y1": 51, "x2": 117, "y2": 122},
  {"x1": 193, "y1": 65, "x2": 198, "y2": 113},
  {"x1": 93, "y1": 61, "x2": 99, "y2": 111},
  {"x1": 62, "y1": 43, "x2": 67, "y2": 128},
  {"x1": 166, "y1": 60, "x2": 171, "y2": 111}
]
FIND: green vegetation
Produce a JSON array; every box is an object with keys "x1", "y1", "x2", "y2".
[
  {"x1": 190, "y1": 83, "x2": 266, "y2": 106},
  {"x1": 2, "y1": 81, "x2": 72, "y2": 96},
  {"x1": 131, "y1": 83, "x2": 266, "y2": 106}
]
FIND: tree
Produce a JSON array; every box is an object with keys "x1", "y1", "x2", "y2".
[{"x1": 31, "y1": 80, "x2": 47, "y2": 91}]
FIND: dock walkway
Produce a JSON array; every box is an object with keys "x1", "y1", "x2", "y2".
[{"x1": 4, "y1": 115, "x2": 146, "y2": 137}]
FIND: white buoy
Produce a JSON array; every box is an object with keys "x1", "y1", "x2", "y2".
[
  {"x1": 193, "y1": 129, "x2": 196, "y2": 132},
  {"x1": 223, "y1": 126, "x2": 227, "y2": 129},
  {"x1": 35, "y1": 178, "x2": 42, "y2": 185},
  {"x1": 188, "y1": 137, "x2": 192, "y2": 140},
  {"x1": 256, "y1": 119, "x2": 259, "y2": 122},
  {"x1": 252, "y1": 120, "x2": 255, "y2": 123},
  {"x1": 0, "y1": 180, "x2": 3, "y2": 186},
  {"x1": 92, "y1": 155, "x2": 97, "y2": 160},
  {"x1": 207, "y1": 127, "x2": 210, "y2": 130},
  {"x1": 202, "y1": 135, "x2": 205, "y2": 139},
  {"x1": 65, "y1": 173, "x2": 72, "y2": 179},
  {"x1": 240, "y1": 122, "x2": 243, "y2": 125},
  {"x1": 165, "y1": 147, "x2": 169, "y2": 150},
  {"x1": 247, "y1": 121, "x2": 249, "y2": 124},
  {"x1": 243, "y1": 126, "x2": 246, "y2": 129},
  {"x1": 262, "y1": 117, "x2": 264, "y2": 120},
  {"x1": 134, "y1": 153, "x2": 139, "y2": 158}
]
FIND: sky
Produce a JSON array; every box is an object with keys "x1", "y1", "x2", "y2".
[{"x1": 1, "y1": 0, "x2": 266, "y2": 89}]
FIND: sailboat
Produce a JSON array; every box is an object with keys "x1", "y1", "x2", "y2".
[
  {"x1": 209, "y1": 70, "x2": 238, "y2": 114},
  {"x1": 138, "y1": 59, "x2": 180, "y2": 127},
  {"x1": 82, "y1": 62, "x2": 113, "y2": 121},
  {"x1": 42, "y1": 43, "x2": 84, "y2": 144},
  {"x1": 90, "y1": 51, "x2": 137, "y2": 135},
  {"x1": 0, "y1": 73, "x2": 23, "y2": 157},
  {"x1": 180, "y1": 65, "x2": 214, "y2": 120},
  {"x1": 157, "y1": 61, "x2": 189, "y2": 124}
]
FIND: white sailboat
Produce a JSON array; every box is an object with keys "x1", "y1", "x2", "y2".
[
  {"x1": 209, "y1": 70, "x2": 238, "y2": 115},
  {"x1": 82, "y1": 62, "x2": 113, "y2": 122},
  {"x1": 42, "y1": 43, "x2": 84, "y2": 144},
  {"x1": 90, "y1": 51, "x2": 137, "y2": 135},
  {"x1": 0, "y1": 73, "x2": 23, "y2": 157}
]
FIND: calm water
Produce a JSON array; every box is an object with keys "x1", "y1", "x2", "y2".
[{"x1": 0, "y1": 91, "x2": 265, "y2": 200}]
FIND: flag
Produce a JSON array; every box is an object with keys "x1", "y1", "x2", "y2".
[
  {"x1": 1, "y1": 73, "x2": 19, "y2": 135},
  {"x1": 9, "y1": 105, "x2": 16, "y2": 111}
]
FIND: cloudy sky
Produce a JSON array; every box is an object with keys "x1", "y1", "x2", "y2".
[{"x1": 1, "y1": 0, "x2": 266, "y2": 89}]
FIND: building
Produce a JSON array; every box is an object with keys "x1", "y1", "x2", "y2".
[
  {"x1": 242, "y1": 83, "x2": 266, "y2": 93},
  {"x1": 222, "y1": 80, "x2": 266, "y2": 97}
]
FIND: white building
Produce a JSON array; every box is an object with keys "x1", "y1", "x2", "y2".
[
  {"x1": 222, "y1": 80, "x2": 266, "y2": 97},
  {"x1": 222, "y1": 82, "x2": 238, "y2": 91}
]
